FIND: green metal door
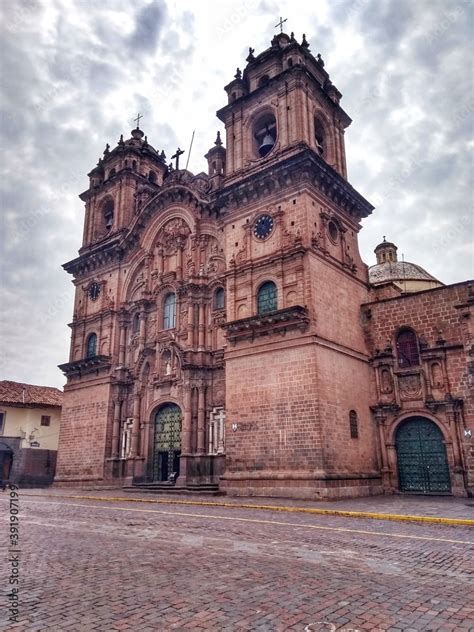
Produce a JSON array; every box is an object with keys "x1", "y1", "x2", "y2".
[
  {"x1": 153, "y1": 404, "x2": 182, "y2": 482},
  {"x1": 396, "y1": 417, "x2": 451, "y2": 493}
]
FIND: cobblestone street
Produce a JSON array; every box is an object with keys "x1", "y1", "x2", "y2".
[{"x1": 1, "y1": 492, "x2": 473, "y2": 631}]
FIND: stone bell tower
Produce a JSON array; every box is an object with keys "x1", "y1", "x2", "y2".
[
  {"x1": 218, "y1": 31, "x2": 349, "y2": 185},
  {"x1": 217, "y1": 32, "x2": 381, "y2": 499}
]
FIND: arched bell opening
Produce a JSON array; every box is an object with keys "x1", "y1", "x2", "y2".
[{"x1": 253, "y1": 112, "x2": 277, "y2": 158}]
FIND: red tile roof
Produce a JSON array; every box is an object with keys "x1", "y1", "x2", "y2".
[{"x1": 0, "y1": 381, "x2": 63, "y2": 408}]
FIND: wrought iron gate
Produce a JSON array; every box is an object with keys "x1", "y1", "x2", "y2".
[
  {"x1": 396, "y1": 417, "x2": 451, "y2": 493},
  {"x1": 153, "y1": 404, "x2": 182, "y2": 482}
]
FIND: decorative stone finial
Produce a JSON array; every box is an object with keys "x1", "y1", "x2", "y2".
[
  {"x1": 131, "y1": 128, "x2": 144, "y2": 140},
  {"x1": 316, "y1": 53, "x2": 325, "y2": 66},
  {"x1": 103, "y1": 143, "x2": 110, "y2": 155},
  {"x1": 290, "y1": 32, "x2": 296, "y2": 42},
  {"x1": 160, "y1": 150, "x2": 166, "y2": 161},
  {"x1": 234, "y1": 67, "x2": 242, "y2": 80},
  {"x1": 301, "y1": 34, "x2": 310, "y2": 49},
  {"x1": 246, "y1": 47, "x2": 255, "y2": 62},
  {"x1": 118, "y1": 134, "x2": 124, "y2": 146},
  {"x1": 215, "y1": 131, "x2": 222, "y2": 146}
]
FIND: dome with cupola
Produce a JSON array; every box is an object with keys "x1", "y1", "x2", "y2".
[{"x1": 369, "y1": 237, "x2": 443, "y2": 293}]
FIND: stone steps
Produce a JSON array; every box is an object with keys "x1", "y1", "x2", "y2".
[{"x1": 123, "y1": 482, "x2": 223, "y2": 496}]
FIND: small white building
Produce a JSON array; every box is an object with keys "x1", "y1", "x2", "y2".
[{"x1": 0, "y1": 381, "x2": 63, "y2": 485}]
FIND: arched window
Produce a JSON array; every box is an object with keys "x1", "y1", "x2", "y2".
[
  {"x1": 132, "y1": 313, "x2": 140, "y2": 334},
  {"x1": 102, "y1": 199, "x2": 114, "y2": 231},
  {"x1": 86, "y1": 333, "x2": 97, "y2": 358},
  {"x1": 163, "y1": 293, "x2": 176, "y2": 329},
  {"x1": 253, "y1": 112, "x2": 277, "y2": 158},
  {"x1": 396, "y1": 329, "x2": 420, "y2": 368},
  {"x1": 257, "y1": 281, "x2": 277, "y2": 315},
  {"x1": 314, "y1": 119, "x2": 326, "y2": 156},
  {"x1": 258, "y1": 74, "x2": 270, "y2": 87},
  {"x1": 148, "y1": 171, "x2": 157, "y2": 183},
  {"x1": 349, "y1": 410, "x2": 359, "y2": 439},
  {"x1": 108, "y1": 168, "x2": 116, "y2": 179},
  {"x1": 214, "y1": 287, "x2": 225, "y2": 310}
]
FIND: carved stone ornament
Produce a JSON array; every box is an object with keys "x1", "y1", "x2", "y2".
[
  {"x1": 399, "y1": 373, "x2": 423, "y2": 401},
  {"x1": 158, "y1": 218, "x2": 191, "y2": 250}
]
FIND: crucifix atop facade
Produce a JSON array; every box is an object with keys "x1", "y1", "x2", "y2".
[
  {"x1": 134, "y1": 112, "x2": 143, "y2": 129},
  {"x1": 171, "y1": 147, "x2": 185, "y2": 170},
  {"x1": 274, "y1": 16, "x2": 287, "y2": 33}
]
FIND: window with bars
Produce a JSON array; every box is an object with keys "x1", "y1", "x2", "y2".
[
  {"x1": 349, "y1": 410, "x2": 359, "y2": 439},
  {"x1": 41, "y1": 415, "x2": 51, "y2": 427},
  {"x1": 86, "y1": 333, "x2": 97, "y2": 358},
  {"x1": 257, "y1": 281, "x2": 277, "y2": 315},
  {"x1": 396, "y1": 329, "x2": 420, "y2": 368},
  {"x1": 163, "y1": 293, "x2": 176, "y2": 329}
]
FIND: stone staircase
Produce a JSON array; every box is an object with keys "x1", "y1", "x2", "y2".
[{"x1": 123, "y1": 482, "x2": 222, "y2": 495}]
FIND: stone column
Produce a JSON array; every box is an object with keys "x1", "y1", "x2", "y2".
[
  {"x1": 111, "y1": 399, "x2": 122, "y2": 458},
  {"x1": 198, "y1": 302, "x2": 206, "y2": 350},
  {"x1": 139, "y1": 311, "x2": 146, "y2": 352},
  {"x1": 182, "y1": 385, "x2": 192, "y2": 454},
  {"x1": 187, "y1": 301, "x2": 195, "y2": 347},
  {"x1": 119, "y1": 325, "x2": 126, "y2": 365},
  {"x1": 176, "y1": 245, "x2": 183, "y2": 281},
  {"x1": 130, "y1": 393, "x2": 141, "y2": 457},
  {"x1": 197, "y1": 385, "x2": 206, "y2": 454}
]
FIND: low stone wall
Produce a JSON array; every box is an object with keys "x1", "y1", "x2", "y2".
[{"x1": 0, "y1": 438, "x2": 57, "y2": 487}]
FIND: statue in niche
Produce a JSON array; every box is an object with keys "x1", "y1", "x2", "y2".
[
  {"x1": 380, "y1": 368, "x2": 393, "y2": 394},
  {"x1": 431, "y1": 362, "x2": 444, "y2": 389},
  {"x1": 311, "y1": 229, "x2": 324, "y2": 250}
]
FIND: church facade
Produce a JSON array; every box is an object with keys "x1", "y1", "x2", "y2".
[{"x1": 55, "y1": 33, "x2": 474, "y2": 498}]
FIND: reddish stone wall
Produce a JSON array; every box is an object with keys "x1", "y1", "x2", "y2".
[
  {"x1": 55, "y1": 380, "x2": 112, "y2": 482},
  {"x1": 316, "y1": 346, "x2": 379, "y2": 476},
  {"x1": 224, "y1": 338, "x2": 322, "y2": 476},
  {"x1": 363, "y1": 281, "x2": 474, "y2": 493}
]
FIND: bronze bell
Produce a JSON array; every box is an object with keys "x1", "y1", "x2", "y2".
[{"x1": 259, "y1": 128, "x2": 274, "y2": 157}]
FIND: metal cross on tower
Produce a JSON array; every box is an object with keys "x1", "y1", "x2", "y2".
[
  {"x1": 134, "y1": 112, "x2": 143, "y2": 129},
  {"x1": 275, "y1": 16, "x2": 287, "y2": 33},
  {"x1": 171, "y1": 147, "x2": 185, "y2": 170}
]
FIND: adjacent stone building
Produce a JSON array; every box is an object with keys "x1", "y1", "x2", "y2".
[{"x1": 55, "y1": 32, "x2": 473, "y2": 497}]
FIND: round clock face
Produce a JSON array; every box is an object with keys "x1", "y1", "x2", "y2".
[
  {"x1": 88, "y1": 282, "x2": 101, "y2": 301},
  {"x1": 253, "y1": 214, "x2": 274, "y2": 240}
]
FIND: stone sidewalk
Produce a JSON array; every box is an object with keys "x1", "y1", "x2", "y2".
[{"x1": 20, "y1": 487, "x2": 474, "y2": 521}]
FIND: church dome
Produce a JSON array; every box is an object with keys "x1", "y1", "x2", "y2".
[{"x1": 369, "y1": 238, "x2": 442, "y2": 292}]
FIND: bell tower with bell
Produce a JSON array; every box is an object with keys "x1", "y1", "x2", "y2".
[
  {"x1": 217, "y1": 30, "x2": 350, "y2": 185},
  {"x1": 216, "y1": 29, "x2": 380, "y2": 499}
]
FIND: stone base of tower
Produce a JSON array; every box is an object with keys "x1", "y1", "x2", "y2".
[{"x1": 219, "y1": 470, "x2": 383, "y2": 500}]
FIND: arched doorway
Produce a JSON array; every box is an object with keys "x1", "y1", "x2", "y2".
[
  {"x1": 0, "y1": 443, "x2": 13, "y2": 482},
  {"x1": 153, "y1": 404, "x2": 182, "y2": 482},
  {"x1": 396, "y1": 417, "x2": 451, "y2": 493}
]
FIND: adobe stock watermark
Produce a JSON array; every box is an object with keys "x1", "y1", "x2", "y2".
[
  {"x1": 217, "y1": 0, "x2": 259, "y2": 39},
  {"x1": 5, "y1": 484, "x2": 21, "y2": 624}
]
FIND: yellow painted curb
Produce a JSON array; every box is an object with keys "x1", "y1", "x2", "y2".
[{"x1": 21, "y1": 493, "x2": 474, "y2": 526}]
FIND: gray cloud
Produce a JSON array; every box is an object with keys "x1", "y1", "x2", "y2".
[
  {"x1": 129, "y1": 0, "x2": 168, "y2": 53},
  {"x1": 0, "y1": 0, "x2": 472, "y2": 389}
]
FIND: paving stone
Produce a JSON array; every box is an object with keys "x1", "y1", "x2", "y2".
[{"x1": 0, "y1": 494, "x2": 473, "y2": 630}]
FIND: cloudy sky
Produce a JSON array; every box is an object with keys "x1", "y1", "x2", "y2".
[{"x1": 1, "y1": 0, "x2": 472, "y2": 388}]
